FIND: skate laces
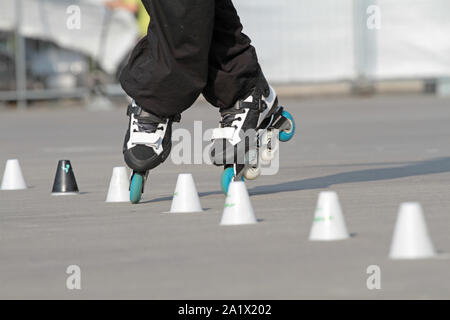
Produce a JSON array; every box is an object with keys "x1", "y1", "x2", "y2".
[
  {"x1": 133, "y1": 119, "x2": 164, "y2": 134},
  {"x1": 220, "y1": 111, "x2": 243, "y2": 129}
]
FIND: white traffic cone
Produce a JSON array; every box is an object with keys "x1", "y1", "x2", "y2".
[
  {"x1": 220, "y1": 181, "x2": 257, "y2": 226},
  {"x1": 169, "y1": 173, "x2": 203, "y2": 213},
  {"x1": 309, "y1": 191, "x2": 349, "y2": 241},
  {"x1": 389, "y1": 202, "x2": 436, "y2": 260},
  {"x1": 105, "y1": 167, "x2": 129, "y2": 203},
  {"x1": 1, "y1": 159, "x2": 27, "y2": 190}
]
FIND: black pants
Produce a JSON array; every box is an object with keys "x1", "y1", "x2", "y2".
[{"x1": 119, "y1": 0, "x2": 264, "y2": 118}]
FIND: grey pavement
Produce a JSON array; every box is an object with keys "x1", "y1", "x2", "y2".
[{"x1": 0, "y1": 94, "x2": 450, "y2": 299}]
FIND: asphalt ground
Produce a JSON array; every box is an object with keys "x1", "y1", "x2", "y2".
[{"x1": 0, "y1": 94, "x2": 449, "y2": 299}]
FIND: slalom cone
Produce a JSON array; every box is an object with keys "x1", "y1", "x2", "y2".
[
  {"x1": 51, "y1": 160, "x2": 79, "y2": 195},
  {"x1": 389, "y1": 202, "x2": 436, "y2": 260},
  {"x1": 169, "y1": 173, "x2": 203, "y2": 213},
  {"x1": 220, "y1": 181, "x2": 257, "y2": 226},
  {"x1": 105, "y1": 167, "x2": 129, "y2": 202},
  {"x1": 0, "y1": 159, "x2": 27, "y2": 190},
  {"x1": 309, "y1": 191, "x2": 349, "y2": 241}
]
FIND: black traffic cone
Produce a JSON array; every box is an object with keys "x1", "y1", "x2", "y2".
[{"x1": 51, "y1": 160, "x2": 79, "y2": 195}]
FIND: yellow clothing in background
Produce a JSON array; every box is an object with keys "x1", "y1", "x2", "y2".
[{"x1": 124, "y1": 0, "x2": 150, "y2": 36}]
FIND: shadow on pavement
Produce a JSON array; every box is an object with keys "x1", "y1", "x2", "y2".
[{"x1": 249, "y1": 157, "x2": 450, "y2": 195}]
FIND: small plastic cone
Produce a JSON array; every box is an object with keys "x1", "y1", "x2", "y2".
[
  {"x1": 105, "y1": 167, "x2": 129, "y2": 203},
  {"x1": 389, "y1": 202, "x2": 436, "y2": 260},
  {"x1": 51, "y1": 160, "x2": 79, "y2": 195},
  {"x1": 1, "y1": 159, "x2": 27, "y2": 190},
  {"x1": 220, "y1": 181, "x2": 257, "y2": 226},
  {"x1": 309, "y1": 191, "x2": 350, "y2": 241},
  {"x1": 169, "y1": 173, "x2": 203, "y2": 213}
]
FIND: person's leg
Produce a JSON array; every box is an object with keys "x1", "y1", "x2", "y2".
[
  {"x1": 120, "y1": 0, "x2": 215, "y2": 117},
  {"x1": 202, "y1": 0, "x2": 267, "y2": 110},
  {"x1": 120, "y1": 0, "x2": 216, "y2": 174},
  {"x1": 207, "y1": 0, "x2": 279, "y2": 176}
]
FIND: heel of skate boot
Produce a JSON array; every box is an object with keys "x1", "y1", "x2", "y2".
[
  {"x1": 279, "y1": 110, "x2": 295, "y2": 142},
  {"x1": 130, "y1": 171, "x2": 145, "y2": 204}
]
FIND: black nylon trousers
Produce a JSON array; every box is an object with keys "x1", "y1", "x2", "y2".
[{"x1": 119, "y1": 0, "x2": 264, "y2": 118}]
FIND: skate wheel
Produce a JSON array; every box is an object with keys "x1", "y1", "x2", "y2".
[
  {"x1": 243, "y1": 166, "x2": 261, "y2": 180},
  {"x1": 261, "y1": 148, "x2": 275, "y2": 161},
  {"x1": 130, "y1": 172, "x2": 144, "y2": 204},
  {"x1": 221, "y1": 167, "x2": 244, "y2": 195},
  {"x1": 279, "y1": 110, "x2": 295, "y2": 142}
]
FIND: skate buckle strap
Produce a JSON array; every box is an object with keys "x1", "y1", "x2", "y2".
[
  {"x1": 128, "y1": 101, "x2": 177, "y2": 124},
  {"x1": 127, "y1": 102, "x2": 142, "y2": 116},
  {"x1": 130, "y1": 132, "x2": 164, "y2": 155},
  {"x1": 238, "y1": 99, "x2": 267, "y2": 113},
  {"x1": 211, "y1": 127, "x2": 236, "y2": 140},
  {"x1": 211, "y1": 127, "x2": 242, "y2": 146}
]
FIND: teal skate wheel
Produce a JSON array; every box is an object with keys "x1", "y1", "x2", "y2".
[
  {"x1": 221, "y1": 167, "x2": 244, "y2": 195},
  {"x1": 130, "y1": 172, "x2": 144, "y2": 204},
  {"x1": 279, "y1": 110, "x2": 295, "y2": 142}
]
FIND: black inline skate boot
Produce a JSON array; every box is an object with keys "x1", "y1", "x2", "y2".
[
  {"x1": 123, "y1": 101, "x2": 179, "y2": 203},
  {"x1": 210, "y1": 83, "x2": 295, "y2": 194}
]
